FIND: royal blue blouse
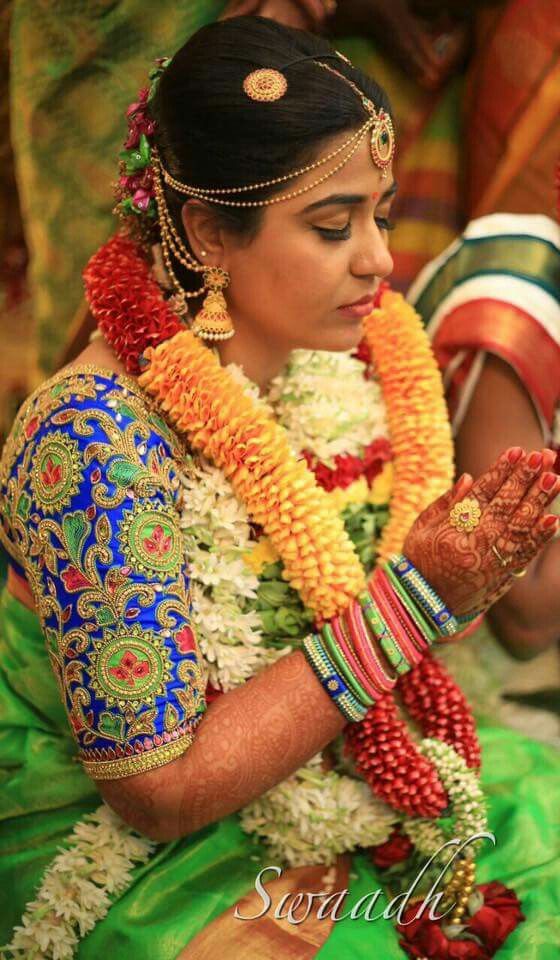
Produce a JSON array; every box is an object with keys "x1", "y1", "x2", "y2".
[{"x1": 0, "y1": 365, "x2": 206, "y2": 779}]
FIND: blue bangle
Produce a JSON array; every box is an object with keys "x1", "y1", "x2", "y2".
[
  {"x1": 303, "y1": 634, "x2": 368, "y2": 722},
  {"x1": 389, "y1": 554, "x2": 476, "y2": 637}
]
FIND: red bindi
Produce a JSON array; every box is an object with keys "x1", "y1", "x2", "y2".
[{"x1": 371, "y1": 191, "x2": 380, "y2": 200}]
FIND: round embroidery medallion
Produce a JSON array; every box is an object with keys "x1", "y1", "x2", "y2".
[
  {"x1": 118, "y1": 501, "x2": 182, "y2": 581},
  {"x1": 30, "y1": 431, "x2": 83, "y2": 514},
  {"x1": 89, "y1": 625, "x2": 170, "y2": 707}
]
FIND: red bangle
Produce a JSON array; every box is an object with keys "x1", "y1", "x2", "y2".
[
  {"x1": 332, "y1": 613, "x2": 384, "y2": 700},
  {"x1": 345, "y1": 598, "x2": 397, "y2": 693},
  {"x1": 374, "y1": 567, "x2": 430, "y2": 657},
  {"x1": 370, "y1": 571, "x2": 424, "y2": 668}
]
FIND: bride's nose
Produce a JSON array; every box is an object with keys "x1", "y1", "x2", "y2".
[{"x1": 350, "y1": 230, "x2": 394, "y2": 281}]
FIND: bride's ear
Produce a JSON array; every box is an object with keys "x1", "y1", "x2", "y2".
[{"x1": 181, "y1": 199, "x2": 225, "y2": 266}]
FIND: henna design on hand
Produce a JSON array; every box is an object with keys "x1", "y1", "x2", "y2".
[{"x1": 404, "y1": 448, "x2": 560, "y2": 618}]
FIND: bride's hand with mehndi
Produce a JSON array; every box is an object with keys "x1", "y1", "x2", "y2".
[{"x1": 402, "y1": 447, "x2": 560, "y2": 619}]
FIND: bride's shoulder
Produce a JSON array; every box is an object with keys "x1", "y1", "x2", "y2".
[{"x1": 0, "y1": 363, "x2": 186, "y2": 509}]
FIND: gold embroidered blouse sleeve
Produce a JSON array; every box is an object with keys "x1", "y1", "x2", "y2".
[{"x1": 0, "y1": 365, "x2": 207, "y2": 780}]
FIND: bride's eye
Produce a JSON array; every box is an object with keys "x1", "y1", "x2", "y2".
[
  {"x1": 313, "y1": 222, "x2": 352, "y2": 241},
  {"x1": 375, "y1": 216, "x2": 395, "y2": 232}
]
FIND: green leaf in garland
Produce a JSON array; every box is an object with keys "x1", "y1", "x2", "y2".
[{"x1": 119, "y1": 133, "x2": 151, "y2": 173}]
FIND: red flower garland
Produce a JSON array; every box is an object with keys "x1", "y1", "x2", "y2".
[
  {"x1": 83, "y1": 233, "x2": 182, "y2": 374},
  {"x1": 303, "y1": 437, "x2": 392, "y2": 491},
  {"x1": 399, "y1": 654, "x2": 481, "y2": 771},
  {"x1": 397, "y1": 882, "x2": 525, "y2": 959},
  {"x1": 344, "y1": 691, "x2": 449, "y2": 817},
  {"x1": 371, "y1": 827, "x2": 414, "y2": 869}
]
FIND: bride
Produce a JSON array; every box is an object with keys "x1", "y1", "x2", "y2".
[{"x1": 0, "y1": 16, "x2": 558, "y2": 960}]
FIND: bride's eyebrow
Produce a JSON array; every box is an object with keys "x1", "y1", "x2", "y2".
[
  {"x1": 301, "y1": 193, "x2": 365, "y2": 214},
  {"x1": 301, "y1": 181, "x2": 398, "y2": 215}
]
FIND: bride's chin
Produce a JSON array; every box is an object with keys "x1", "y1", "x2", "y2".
[{"x1": 320, "y1": 325, "x2": 365, "y2": 352}]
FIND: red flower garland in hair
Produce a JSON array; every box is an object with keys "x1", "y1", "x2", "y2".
[{"x1": 83, "y1": 234, "x2": 182, "y2": 374}]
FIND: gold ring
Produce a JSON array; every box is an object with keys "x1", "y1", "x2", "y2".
[
  {"x1": 491, "y1": 544, "x2": 511, "y2": 568},
  {"x1": 449, "y1": 497, "x2": 482, "y2": 533},
  {"x1": 512, "y1": 568, "x2": 528, "y2": 579}
]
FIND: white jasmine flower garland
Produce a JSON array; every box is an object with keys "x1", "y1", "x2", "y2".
[
  {"x1": 1, "y1": 806, "x2": 155, "y2": 960},
  {"x1": 403, "y1": 740, "x2": 488, "y2": 861},
  {"x1": 267, "y1": 350, "x2": 388, "y2": 465},
  {"x1": 240, "y1": 754, "x2": 398, "y2": 867}
]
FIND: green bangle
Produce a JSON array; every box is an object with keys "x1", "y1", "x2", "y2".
[
  {"x1": 357, "y1": 591, "x2": 410, "y2": 676},
  {"x1": 384, "y1": 564, "x2": 437, "y2": 644},
  {"x1": 321, "y1": 622, "x2": 375, "y2": 706}
]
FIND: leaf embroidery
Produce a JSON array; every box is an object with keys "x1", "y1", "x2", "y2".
[
  {"x1": 107, "y1": 458, "x2": 144, "y2": 488},
  {"x1": 62, "y1": 511, "x2": 90, "y2": 565},
  {"x1": 127, "y1": 708, "x2": 157, "y2": 738},
  {"x1": 164, "y1": 702, "x2": 180, "y2": 733}
]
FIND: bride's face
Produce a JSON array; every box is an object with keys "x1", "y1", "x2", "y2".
[{"x1": 220, "y1": 130, "x2": 396, "y2": 353}]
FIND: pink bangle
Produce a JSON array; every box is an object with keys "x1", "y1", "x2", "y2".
[
  {"x1": 332, "y1": 613, "x2": 384, "y2": 701},
  {"x1": 371, "y1": 572, "x2": 424, "y2": 668},
  {"x1": 374, "y1": 568, "x2": 430, "y2": 657},
  {"x1": 345, "y1": 598, "x2": 397, "y2": 693}
]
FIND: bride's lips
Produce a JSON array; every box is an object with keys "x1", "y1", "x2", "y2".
[{"x1": 338, "y1": 294, "x2": 376, "y2": 319}]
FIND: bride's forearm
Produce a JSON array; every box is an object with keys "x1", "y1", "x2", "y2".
[{"x1": 98, "y1": 650, "x2": 346, "y2": 842}]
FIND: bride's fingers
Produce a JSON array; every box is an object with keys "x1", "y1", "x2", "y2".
[
  {"x1": 485, "y1": 511, "x2": 559, "y2": 580},
  {"x1": 500, "y1": 471, "x2": 560, "y2": 547},
  {"x1": 483, "y1": 450, "x2": 551, "y2": 524},
  {"x1": 467, "y1": 447, "x2": 524, "y2": 510},
  {"x1": 507, "y1": 513, "x2": 559, "y2": 569}
]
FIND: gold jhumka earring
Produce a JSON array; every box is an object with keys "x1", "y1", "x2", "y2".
[
  {"x1": 191, "y1": 267, "x2": 233, "y2": 341},
  {"x1": 152, "y1": 54, "x2": 395, "y2": 342}
]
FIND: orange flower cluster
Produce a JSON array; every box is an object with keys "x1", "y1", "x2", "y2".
[
  {"x1": 139, "y1": 331, "x2": 366, "y2": 621},
  {"x1": 138, "y1": 289, "x2": 453, "y2": 622},
  {"x1": 364, "y1": 289, "x2": 454, "y2": 561}
]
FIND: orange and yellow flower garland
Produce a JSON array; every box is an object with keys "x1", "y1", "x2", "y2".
[
  {"x1": 364, "y1": 292, "x2": 454, "y2": 560},
  {"x1": 84, "y1": 233, "x2": 454, "y2": 619},
  {"x1": 138, "y1": 292, "x2": 453, "y2": 620}
]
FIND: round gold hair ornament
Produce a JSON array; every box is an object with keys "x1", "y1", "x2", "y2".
[{"x1": 243, "y1": 68, "x2": 288, "y2": 102}]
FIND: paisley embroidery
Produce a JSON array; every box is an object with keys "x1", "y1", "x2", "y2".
[
  {"x1": 0, "y1": 365, "x2": 207, "y2": 779},
  {"x1": 118, "y1": 500, "x2": 183, "y2": 580}
]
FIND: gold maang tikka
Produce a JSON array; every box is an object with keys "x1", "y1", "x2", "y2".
[{"x1": 152, "y1": 55, "x2": 395, "y2": 340}]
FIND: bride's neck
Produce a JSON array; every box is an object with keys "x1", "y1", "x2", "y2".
[{"x1": 215, "y1": 323, "x2": 290, "y2": 395}]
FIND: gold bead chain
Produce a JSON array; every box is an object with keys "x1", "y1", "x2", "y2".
[
  {"x1": 159, "y1": 119, "x2": 370, "y2": 198},
  {"x1": 158, "y1": 123, "x2": 373, "y2": 209}
]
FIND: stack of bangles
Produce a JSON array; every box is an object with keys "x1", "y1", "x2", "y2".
[{"x1": 303, "y1": 554, "x2": 480, "y2": 722}]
